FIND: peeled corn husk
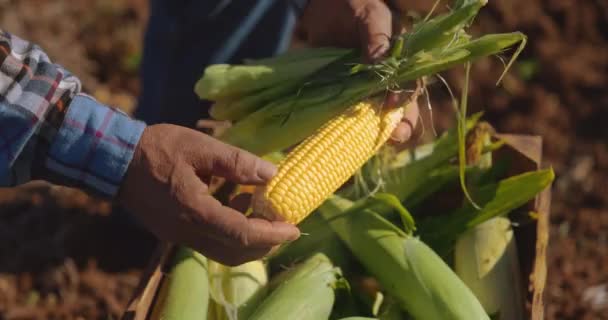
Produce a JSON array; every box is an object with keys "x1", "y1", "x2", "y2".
[
  {"x1": 207, "y1": 260, "x2": 268, "y2": 320},
  {"x1": 454, "y1": 217, "x2": 525, "y2": 319}
]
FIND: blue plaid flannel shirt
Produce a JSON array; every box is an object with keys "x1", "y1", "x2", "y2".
[{"x1": 0, "y1": 29, "x2": 146, "y2": 199}]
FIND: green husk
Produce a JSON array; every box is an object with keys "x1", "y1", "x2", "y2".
[
  {"x1": 195, "y1": 48, "x2": 350, "y2": 100},
  {"x1": 419, "y1": 168, "x2": 555, "y2": 257},
  {"x1": 268, "y1": 212, "x2": 353, "y2": 274},
  {"x1": 454, "y1": 217, "x2": 525, "y2": 319},
  {"x1": 403, "y1": 0, "x2": 486, "y2": 56},
  {"x1": 150, "y1": 247, "x2": 209, "y2": 320},
  {"x1": 344, "y1": 113, "x2": 482, "y2": 201},
  {"x1": 208, "y1": 81, "x2": 301, "y2": 121},
  {"x1": 270, "y1": 113, "x2": 482, "y2": 271},
  {"x1": 395, "y1": 32, "x2": 527, "y2": 84},
  {"x1": 248, "y1": 253, "x2": 341, "y2": 320},
  {"x1": 453, "y1": 123, "x2": 525, "y2": 319},
  {"x1": 319, "y1": 196, "x2": 489, "y2": 319},
  {"x1": 207, "y1": 260, "x2": 268, "y2": 320},
  {"x1": 217, "y1": 30, "x2": 525, "y2": 156},
  {"x1": 218, "y1": 76, "x2": 376, "y2": 156},
  {"x1": 350, "y1": 281, "x2": 406, "y2": 320},
  {"x1": 243, "y1": 47, "x2": 352, "y2": 66}
]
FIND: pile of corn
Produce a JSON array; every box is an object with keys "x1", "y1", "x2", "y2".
[{"x1": 150, "y1": 1, "x2": 554, "y2": 319}]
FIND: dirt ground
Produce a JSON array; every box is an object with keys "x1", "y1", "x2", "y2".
[{"x1": 0, "y1": 0, "x2": 607, "y2": 319}]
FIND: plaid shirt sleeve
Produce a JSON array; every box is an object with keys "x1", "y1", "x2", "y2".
[{"x1": 0, "y1": 29, "x2": 146, "y2": 199}]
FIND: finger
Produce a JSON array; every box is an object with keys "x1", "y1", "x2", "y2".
[
  {"x1": 390, "y1": 100, "x2": 420, "y2": 142},
  {"x1": 244, "y1": 218, "x2": 302, "y2": 247},
  {"x1": 356, "y1": 1, "x2": 393, "y2": 62},
  {"x1": 168, "y1": 172, "x2": 292, "y2": 260},
  {"x1": 385, "y1": 90, "x2": 407, "y2": 108},
  {"x1": 194, "y1": 137, "x2": 277, "y2": 185},
  {"x1": 182, "y1": 233, "x2": 273, "y2": 266},
  {"x1": 202, "y1": 195, "x2": 301, "y2": 248}
]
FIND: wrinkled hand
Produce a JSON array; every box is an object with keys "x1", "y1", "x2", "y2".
[
  {"x1": 297, "y1": 0, "x2": 399, "y2": 62},
  {"x1": 118, "y1": 124, "x2": 300, "y2": 266},
  {"x1": 297, "y1": 0, "x2": 419, "y2": 143}
]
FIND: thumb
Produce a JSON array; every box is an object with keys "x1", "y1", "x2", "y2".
[
  {"x1": 356, "y1": 1, "x2": 393, "y2": 63},
  {"x1": 194, "y1": 137, "x2": 277, "y2": 185}
]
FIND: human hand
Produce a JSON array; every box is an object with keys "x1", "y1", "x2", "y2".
[
  {"x1": 118, "y1": 124, "x2": 300, "y2": 266},
  {"x1": 296, "y1": 0, "x2": 401, "y2": 63}
]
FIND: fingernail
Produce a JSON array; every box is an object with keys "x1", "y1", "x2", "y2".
[
  {"x1": 289, "y1": 227, "x2": 301, "y2": 241},
  {"x1": 257, "y1": 160, "x2": 277, "y2": 181},
  {"x1": 369, "y1": 41, "x2": 389, "y2": 62}
]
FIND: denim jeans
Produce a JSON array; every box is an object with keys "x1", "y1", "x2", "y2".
[{"x1": 134, "y1": 0, "x2": 305, "y2": 127}]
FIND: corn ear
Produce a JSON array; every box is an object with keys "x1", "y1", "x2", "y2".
[
  {"x1": 342, "y1": 112, "x2": 482, "y2": 201},
  {"x1": 319, "y1": 196, "x2": 490, "y2": 320},
  {"x1": 207, "y1": 260, "x2": 268, "y2": 320},
  {"x1": 451, "y1": 121, "x2": 525, "y2": 319},
  {"x1": 419, "y1": 168, "x2": 554, "y2": 257},
  {"x1": 252, "y1": 99, "x2": 409, "y2": 224},
  {"x1": 454, "y1": 217, "x2": 525, "y2": 319},
  {"x1": 248, "y1": 253, "x2": 341, "y2": 320},
  {"x1": 149, "y1": 247, "x2": 209, "y2": 320},
  {"x1": 218, "y1": 77, "x2": 376, "y2": 156}
]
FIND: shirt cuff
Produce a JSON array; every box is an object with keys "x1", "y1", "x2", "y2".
[{"x1": 44, "y1": 94, "x2": 145, "y2": 199}]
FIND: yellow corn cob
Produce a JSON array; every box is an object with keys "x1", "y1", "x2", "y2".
[{"x1": 252, "y1": 99, "x2": 408, "y2": 224}]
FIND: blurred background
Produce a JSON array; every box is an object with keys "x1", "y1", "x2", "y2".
[{"x1": 0, "y1": 0, "x2": 606, "y2": 319}]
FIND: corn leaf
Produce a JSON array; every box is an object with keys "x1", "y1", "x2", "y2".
[
  {"x1": 195, "y1": 51, "x2": 349, "y2": 100},
  {"x1": 419, "y1": 168, "x2": 555, "y2": 257},
  {"x1": 404, "y1": 0, "x2": 486, "y2": 56}
]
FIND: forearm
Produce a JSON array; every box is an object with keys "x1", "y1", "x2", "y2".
[{"x1": 0, "y1": 29, "x2": 145, "y2": 198}]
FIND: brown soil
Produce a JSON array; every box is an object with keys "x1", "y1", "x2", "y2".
[{"x1": 0, "y1": 0, "x2": 606, "y2": 319}]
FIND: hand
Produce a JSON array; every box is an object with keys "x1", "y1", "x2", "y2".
[
  {"x1": 118, "y1": 124, "x2": 300, "y2": 266},
  {"x1": 386, "y1": 90, "x2": 420, "y2": 143},
  {"x1": 296, "y1": 0, "x2": 419, "y2": 143},
  {"x1": 296, "y1": 0, "x2": 400, "y2": 63}
]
